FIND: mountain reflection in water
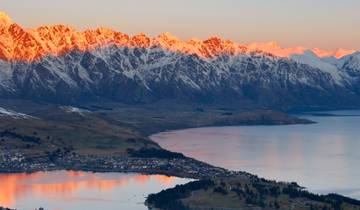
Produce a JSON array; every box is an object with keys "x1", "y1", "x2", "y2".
[{"x1": 0, "y1": 171, "x2": 187, "y2": 210}]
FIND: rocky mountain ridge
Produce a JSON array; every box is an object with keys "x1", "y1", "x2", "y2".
[
  {"x1": 0, "y1": 12, "x2": 355, "y2": 62},
  {"x1": 0, "y1": 12, "x2": 359, "y2": 109}
]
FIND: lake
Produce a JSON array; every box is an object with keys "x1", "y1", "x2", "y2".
[
  {"x1": 0, "y1": 171, "x2": 191, "y2": 210},
  {"x1": 151, "y1": 110, "x2": 360, "y2": 199}
]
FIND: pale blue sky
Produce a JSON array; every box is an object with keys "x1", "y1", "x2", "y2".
[{"x1": 1, "y1": 0, "x2": 360, "y2": 49}]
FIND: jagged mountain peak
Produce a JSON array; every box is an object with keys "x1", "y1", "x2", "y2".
[
  {"x1": 312, "y1": 48, "x2": 356, "y2": 59},
  {"x1": 0, "y1": 11, "x2": 360, "y2": 108},
  {"x1": 339, "y1": 51, "x2": 360, "y2": 71},
  {"x1": 156, "y1": 32, "x2": 184, "y2": 46},
  {"x1": 0, "y1": 11, "x2": 12, "y2": 28},
  {"x1": 130, "y1": 33, "x2": 151, "y2": 48},
  {"x1": 247, "y1": 42, "x2": 307, "y2": 58},
  {"x1": 351, "y1": 51, "x2": 360, "y2": 57},
  {"x1": 158, "y1": 32, "x2": 178, "y2": 40},
  {"x1": 154, "y1": 32, "x2": 191, "y2": 53},
  {"x1": 0, "y1": 12, "x2": 359, "y2": 109},
  {"x1": 0, "y1": 11, "x2": 356, "y2": 63}
]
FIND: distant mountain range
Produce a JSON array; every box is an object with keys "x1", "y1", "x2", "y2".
[{"x1": 0, "y1": 12, "x2": 360, "y2": 109}]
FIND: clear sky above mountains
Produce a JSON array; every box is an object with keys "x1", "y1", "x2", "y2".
[{"x1": 2, "y1": 0, "x2": 360, "y2": 50}]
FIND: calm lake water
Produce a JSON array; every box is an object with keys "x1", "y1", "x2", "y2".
[
  {"x1": 151, "y1": 110, "x2": 360, "y2": 199},
  {"x1": 0, "y1": 171, "x2": 191, "y2": 210}
]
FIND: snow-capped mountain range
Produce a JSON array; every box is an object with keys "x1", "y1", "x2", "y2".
[{"x1": 0, "y1": 12, "x2": 359, "y2": 109}]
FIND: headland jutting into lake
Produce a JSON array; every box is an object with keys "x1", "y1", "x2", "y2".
[{"x1": 1, "y1": 102, "x2": 359, "y2": 210}]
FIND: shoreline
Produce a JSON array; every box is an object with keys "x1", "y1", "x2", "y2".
[
  {"x1": 2, "y1": 110, "x2": 360, "y2": 210},
  {"x1": 140, "y1": 110, "x2": 316, "y2": 137},
  {"x1": 1, "y1": 116, "x2": 358, "y2": 195},
  {"x1": 0, "y1": 150, "x2": 252, "y2": 180},
  {"x1": 0, "y1": 109, "x2": 315, "y2": 180}
]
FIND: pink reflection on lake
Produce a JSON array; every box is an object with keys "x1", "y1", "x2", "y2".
[
  {"x1": 151, "y1": 111, "x2": 360, "y2": 199},
  {"x1": 0, "y1": 171, "x2": 190, "y2": 210}
]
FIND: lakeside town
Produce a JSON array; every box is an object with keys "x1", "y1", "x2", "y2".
[{"x1": 0, "y1": 149, "x2": 247, "y2": 180}]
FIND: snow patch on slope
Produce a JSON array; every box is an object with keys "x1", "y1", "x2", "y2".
[
  {"x1": 60, "y1": 106, "x2": 91, "y2": 116},
  {"x1": 290, "y1": 50, "x2": 344, "y2": 84},
  {"x1": 338, "y1": 51, "x2": 360, "y2": 69},
  {"x1": 0, "y1": 107, "x2": 33, "y2": 119}
]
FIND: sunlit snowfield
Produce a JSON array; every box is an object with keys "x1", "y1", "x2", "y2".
[
  {"x1": 151, "y1": 110, "x2": 360, "y2": 199},
  {"x1": 0, "y1": 171, "x2": 192, "y2": 210}
]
